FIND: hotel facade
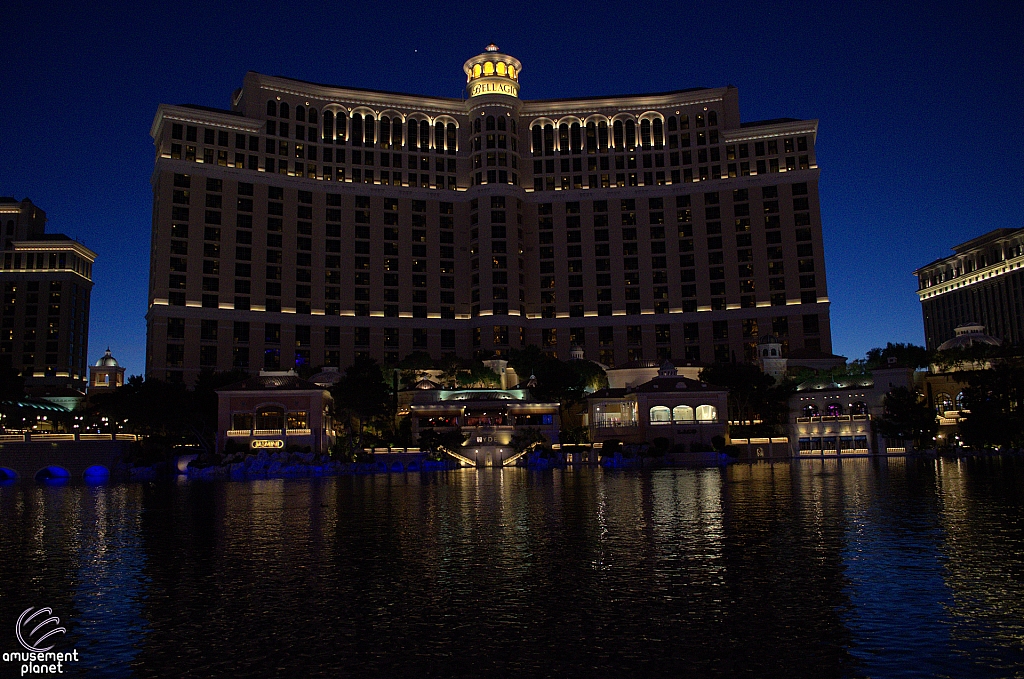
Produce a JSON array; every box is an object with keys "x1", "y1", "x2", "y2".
[
  {"x1": 147, "y1": 46, "x2": 831, "y2": 383},
  {"x1": 0, "y1": 198, "x2": 95, "y2": 391},
  {"x1": 915, "y1": 227, "x2": 1024, "y2": 350}
]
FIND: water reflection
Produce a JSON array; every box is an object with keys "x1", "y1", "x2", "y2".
[{"x1": 0, "y1": 460, "x2": 1022, "y2": 677}]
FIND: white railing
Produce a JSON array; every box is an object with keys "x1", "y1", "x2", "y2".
[
  {"x1": 285, "y1": 429, "x2": 312, "y2": 435},
  {"x1": 226, "y1": 430, "x2": 251, "y2": 437},
  {"x1": 253, "y1": 429, "x2": 282, "y2": 436}
]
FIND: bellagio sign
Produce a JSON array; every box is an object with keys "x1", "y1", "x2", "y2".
[{"x1": 469, "y1": 79, "x2": 519, "y2": 98}]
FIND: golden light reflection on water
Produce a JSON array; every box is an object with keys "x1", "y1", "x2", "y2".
[{"x1": 0, "y1": 460, "x2": 1022, "y2": 677}]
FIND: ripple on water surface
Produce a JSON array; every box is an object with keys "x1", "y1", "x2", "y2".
[{"x1": 0, "y1": 458, "x2": 1022, "y2": 677}]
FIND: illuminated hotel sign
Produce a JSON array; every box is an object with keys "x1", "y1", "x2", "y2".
[
  {"x1": 251, "y1": 439, "x2": 284, "y2": 449},
  {"x1": 470, "y1": 78, "x2": 519, "y2": 98}
]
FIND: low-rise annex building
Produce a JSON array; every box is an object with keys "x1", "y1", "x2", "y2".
[
  {"x1": 216, "y1": 370, "x2": 335, "y2": 455},
  {"x1": 789, "y1": 364, "x2": 914, "y2": 456},
  {"x1": 408, "y1": 385, "x2": 559, "y2": 467},
  {"x1": 586, "y1": 361, "x2": 728, "y2": 452}
]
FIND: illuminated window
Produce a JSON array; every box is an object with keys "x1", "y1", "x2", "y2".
[
  {"x1": 672, "y1": 405, "x2": 694, "y2": 422},
  {"x1": 483, "y1": 62, "x2": 494, "y2": 75},
  {"x1": 496, "y1": 62, "x2": 507, "y2": 76},
  {"x1": 473, "y1": 64, "x2": 482, "y2": 78},
  {"x1": 650, "y1": 406, "x2": 671, "y2": 423},
  {"x1": 696, "y1": 405, "x2": 717, "y2": 422}
]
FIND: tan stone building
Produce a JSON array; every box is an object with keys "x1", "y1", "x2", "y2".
[
  {"x1": 147, "y1": 45, "x2": 831, "y2": 383},
  {"x1": 586, "y1": 362, "x2": 728, "y2": 451},
  {"x1": 916, "y1": 227, "x2": 1024, "y2": 350},
  {"x1": 216, "y1": 370, "x2": 335, "y2": 454},
  {"x1": 0, "y1": 197, "x2": 95, "y2": 392}
]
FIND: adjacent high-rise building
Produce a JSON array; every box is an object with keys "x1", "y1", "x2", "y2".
[
  {"x1": 147, "y1": 45, "x2": 831, "y2": 383},
  {"x1": 0, "y1": 197, "x2": 95, "y2": 390},
  {"x1": 915, "y1": 227, "x2": 1024, "y2": 349}
]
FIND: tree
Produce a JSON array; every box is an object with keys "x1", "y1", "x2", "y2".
[
  {"x1": 330, "y1": 356, "x2": 393, "y2": 453},
  {"x1": 699, "y1": 363, "x2": 792, "y2": 437},
  {"x1": 875, "y1": 386, "x2": 937, "y2": 450},
  {"x1": 958, "y1": 360, "x2": 1024, "y2": 450},
  {"x1": 418, "y1": 427, "x2": 466, "y2": 461},
  {"x1": 865, "y1": 342, "x2": 932, "y2": 369},
  {"x1": 509, "y1": 427, "x2": 546, "y2": 455},
  {"x1": 507, "y1": 346, "x2": 608, "y2": 428},
  {"x1": 455, "y1": 361, "x2": 501, "y2": 388}
]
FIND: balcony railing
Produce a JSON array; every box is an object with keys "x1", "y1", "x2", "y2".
[{"x1": 797, "y1": 414, "x2": 870, "y2": 423}]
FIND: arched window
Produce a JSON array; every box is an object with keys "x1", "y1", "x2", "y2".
[
  {"x1": 279, "y1": 102, "x2": 289, "y2": 119},
  {"x1": 510, "y1": 119, "x2": 517, "y2": 134},
  {"x1": 255, "y1": 407, "x2": 284, "y2": 432},
  {"x1": 364, "y1": 116, "x2": 375, "y2": 146},
  {"x1": 474, "y1": 118, "x2": 481, "y2": 134},
  {"x1": 295, "y1": 105, "x2": 305, "y2": 122},
  {"x1": 680, "y1": 114, "x2": 689, "y2": 130},
  {"x1": 612, "y1": 120, "x2": 624, "y2": 149},
  {"x1": 956, "y1": 392, "x2": 966, "y2": 410},
  {"x1": 695, "y1": 405, "x2": 717, "y2": 422},
  {"x1": 667, "y1": 116, "x2": 677, "y2": 132},
  {"x1": 435, "y1": 121, "x2": 445, "y2": 151},
  {"x1": 653, "y1": 118, "x2": 664, "y2": 149},
  {"x1": 598, "y1": 121, "x2": 609, "y2": 150},
  {"x1": 419, "y1": 120, "x2": 429, "y2": 150},
  {"x1": 532, "y1": 126, "x2": 543, "y2": 154},
  {"x1": 851, "y1": 401, "x2": 868, "y2": 416},
  {"x1": 497, "y1": 116, "x2": 506, "y2": 131},
  {"x1": 408, "y1": 120, "x2": 418, "y2": 150},
  {"x1": 696, "y1": 113, "x2": 705, "y2": 127},
  {"x1": 335, "y1": 113, "x2": 346, "y2": 143},
  {"x1": 446, "y1": 123, "x2": 457, "y2": 153},
  {"x1": 708, "y1": 110, "x2": 718, "y2": 126},
  {"x1": 380, "y1": 116, "x2": 391, "y2": 147},
  {"x1": 935, "y1": 392, "x2": 954, "y2": 414},
  {"x1": 586, "y1": 122, "x2": 597, "y2": 152},
  {"x1": 673, "y1": 405, "x2": 694, "y2": 422},
  {"x1": 570, "y1": 122, "x2": 581, "y2": 152},
  {"x1": 640, "y1": 119, "x2": 652, "y2": 148},
  {"x1": 625, "y1": 120, "x2": 636, "y2": 149},
  {"x1": 543, "y1": 125, "x2": 554, "y2": 156},
  {"x1": 558, "y1": 124, "x2": 569, "y2": 152},
  {"x1": 351, "y1": 114, "x2": 363, "y2": 147},
  {"x1": 483, "y1": 61, "x2": 494, "y2": 75},
  {"x1": 496, "y1": 62, "x2": 507, "y2": 76},
  {"x1": 802, "y1": 404, "x2": 819, "y2": 417},
  {"x1": 486, "y1": 115, "x2": 495, "y2": 131},
  {"x1": 266, "y1": 100, "x2": 277, "y2": 117},
  {"x1": 308, "y1": 108, "x2": 317, "y2": 124},
  {"x1": 323, "y1": 111, "x2": 334, "y2": 143},
  {"x1": 393, "y1": 118, "x2": 403, "y2": 147},
  {"x1": 650, "y1": 406, "x2": 671, "y2": 423},
  {"x1": 825, "y1": 402, "x2": 843, "y2": 417}
]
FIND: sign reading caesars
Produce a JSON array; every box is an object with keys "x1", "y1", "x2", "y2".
[
  {"x1": 251, "y1": 439, "x2": 284, "y2": 449},
  {"x1": 470, "y1": 79, "x2": 519, "y2": 97}
]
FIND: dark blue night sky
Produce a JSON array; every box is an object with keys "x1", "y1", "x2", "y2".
[{"x1": 2, "y1": 0, "x2": 1021, "y2": 376}]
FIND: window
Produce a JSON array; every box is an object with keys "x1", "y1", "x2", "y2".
[
  {"x1": 672, "y1": 405, "x2": 694, "y2": 422},
  {"x1": 695, "y1": 405, "x2": 717, "y2": 422},
  {"x1": 649, "y1": 406, "x2": 671, "y2": 423}
]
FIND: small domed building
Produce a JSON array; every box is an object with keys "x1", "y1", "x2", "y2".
[{"x1": 88, "y1": 348, "x2": 125, "y2": 394}]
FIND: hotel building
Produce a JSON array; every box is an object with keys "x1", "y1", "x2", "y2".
[
  {"x1": 0, "y1": 197, "x2": 95, "y2": 391},
  {"x1": 147, "y1": 45, "x2": 831, "y2": 383},
  {"x1": 915, "y1": 227, "x2": 1024, "y2": 349}
]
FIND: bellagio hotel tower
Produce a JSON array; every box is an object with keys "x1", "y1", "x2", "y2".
[{"x1": 147, "y1": 45, "x2": 831, "y2": 382}]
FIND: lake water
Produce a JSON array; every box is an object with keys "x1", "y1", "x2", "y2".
[{"x1": 0, "y1": 457, "x2": 1022, "y2": 678}]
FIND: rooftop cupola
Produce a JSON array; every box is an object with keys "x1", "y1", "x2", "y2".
[{"x1": 463, "y1": 44, "x2": 522, "y2": 99}]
